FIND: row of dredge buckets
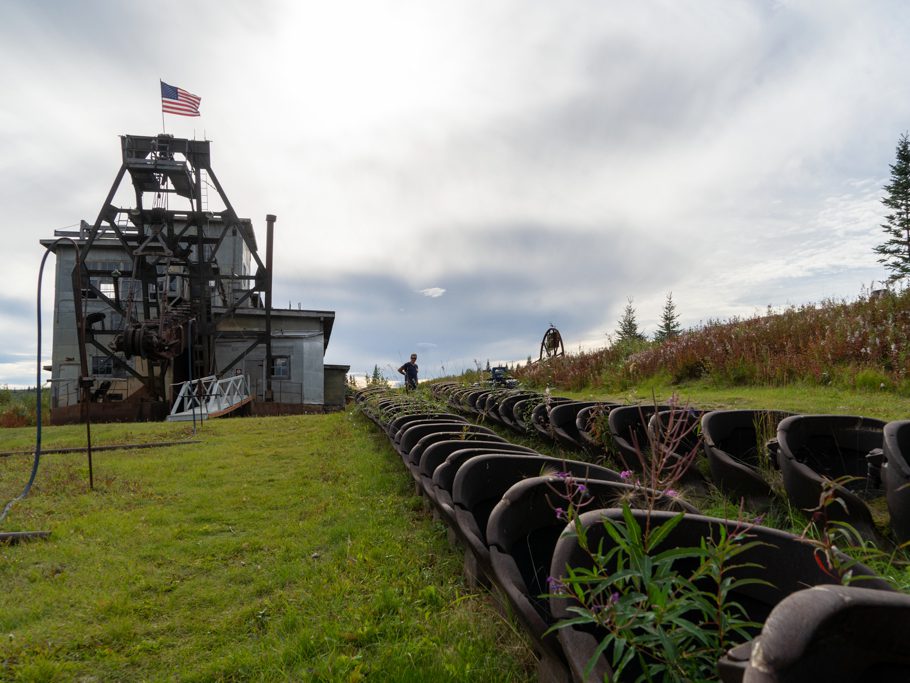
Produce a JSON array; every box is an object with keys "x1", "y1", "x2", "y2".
[
  {"x1": 40, "y1": 132, "x2": 350, "y2": 424},
  {"x1": 356, "y1": 384, "x2": 910, "y2": 683}
]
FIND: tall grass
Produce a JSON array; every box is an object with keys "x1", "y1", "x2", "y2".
[{"x1": 515, "y1": 288, "x2": 910, "y2": 394}]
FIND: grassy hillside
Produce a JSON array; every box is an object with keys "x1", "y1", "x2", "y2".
[
  {"x1": 0, "y1": 413, "x2": 534, "y2": 682},
  {"x1": 514, "y1": 287, "x2": 910, "y2": 398},
  {"x1": 542, "y1": 380, "x2": 910, "y2": 424}
]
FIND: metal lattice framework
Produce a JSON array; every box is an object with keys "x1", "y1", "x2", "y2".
[{"x1": 75, "y1": 134, "x2": 274, "y2": 403}]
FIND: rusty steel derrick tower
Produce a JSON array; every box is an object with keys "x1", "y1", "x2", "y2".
[{"x1": 75, "y1": 133, "x2": 272, "y2": 403}]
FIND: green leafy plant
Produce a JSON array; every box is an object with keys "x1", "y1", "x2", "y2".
[
  {"x1": 584, "y1": 404, "x2": 615, "y2": 455},
  {"x1": 550, "y1": 504, "x2": 766, "y2": 682},
  {"x1": 544, "y1": 397, "x2": 766, "y2": 681},
  {"x1": 798, "y1": 476, "x2": 897, "y2": 586}
]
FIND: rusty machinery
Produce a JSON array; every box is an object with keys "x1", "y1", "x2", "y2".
[
  {"x1": 75, "y1": 134, "x2": 275, "y2": 404},
  {"x1": 539, "y1": 324, "x2": 565, "y2": 362}
]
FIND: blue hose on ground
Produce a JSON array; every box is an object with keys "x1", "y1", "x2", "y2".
[{"x1": 0, "y1": 242, "x2": 66, "y2": 523}]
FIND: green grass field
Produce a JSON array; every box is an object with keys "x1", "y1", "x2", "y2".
[
  {"x1": 4, "y1": 380, "x2": 909, "y2": 682},
  {"x1": 0, "y1": 412, "x2": 535, "y2": 682}
]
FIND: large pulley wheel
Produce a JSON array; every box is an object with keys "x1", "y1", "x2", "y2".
[{"x1": 539, "y1": 325, "x2": 565, "y2": 361}]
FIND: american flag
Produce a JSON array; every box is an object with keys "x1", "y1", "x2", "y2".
[{"x1": 161, "y1": 81, "x2": 201, "y2": 117}]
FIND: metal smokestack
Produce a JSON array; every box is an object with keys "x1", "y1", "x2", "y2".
[{"x1": 264, "y1": 214, "x2": 276, "y2": 402}]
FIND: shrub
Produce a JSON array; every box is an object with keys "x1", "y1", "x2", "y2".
[
  {"x1": 853, "y1": 368, "x2": 890, "y2": 392},
  {"x1": 0, "y1": 388, "x2": 48, "y2": 428},
  {"x1": 551, "y1": 504, "x2": 764, "y2": 681},
  {"x1": 0, "y1": 402, "x2": 30, "y2": 428}
]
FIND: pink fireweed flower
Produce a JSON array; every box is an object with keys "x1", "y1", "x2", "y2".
[
  {"x1": 665, "y1": 489, "x2": 678, "y2": 498},
  {"x1": 620, "y1": 470, "x2": 633, "y2": 480}
]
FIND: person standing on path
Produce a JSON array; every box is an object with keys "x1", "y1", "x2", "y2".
[{"x1": 398, "y1": 353, "x2": 418, "y2": 390}]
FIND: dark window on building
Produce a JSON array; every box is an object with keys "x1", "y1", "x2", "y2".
[
  {"x1": 92, "y1": 356, "x2": 114, "y2": 376},
  {"x1": 271, "y1": 356, "x2": 290, "y2": 379},
  {"x1": 91, "y1": 354, "x2": 129, "y2": 378},
  {"x1": 86, "y1": 260, "x2": 127, "y2": 300}
]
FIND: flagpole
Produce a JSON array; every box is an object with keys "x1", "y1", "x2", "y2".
[{"x1": 160, "y1": 80, "x2": 166, "y2": 134}]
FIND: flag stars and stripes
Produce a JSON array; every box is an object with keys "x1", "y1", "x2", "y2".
[{"x1": 161, "y1": 81, "x2": 201, "y2": 117}]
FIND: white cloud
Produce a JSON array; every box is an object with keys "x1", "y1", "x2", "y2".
[{"x1": 418, "y1": 287, "x2": 446, "y2": 298}]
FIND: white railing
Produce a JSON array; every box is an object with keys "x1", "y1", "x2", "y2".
[{"x1": 168, "y1": 374, "x2": 250, "y2": 421}]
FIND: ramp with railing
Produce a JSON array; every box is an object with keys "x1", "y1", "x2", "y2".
[{"x1": 167, "y1": 374, "x2": 252, "y2": 422}]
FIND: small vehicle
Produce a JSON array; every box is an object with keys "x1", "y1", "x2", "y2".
[{"x1": 490, "y1": 366, "x2": 519, "y2": 388}]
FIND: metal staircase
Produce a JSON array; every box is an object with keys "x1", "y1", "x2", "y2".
[{"x1": 167, "y1": 374, "x2": 252, "y2": 422}]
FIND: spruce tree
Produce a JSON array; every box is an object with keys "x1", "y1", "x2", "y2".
[
  {"x1": 875, "y1": 132, "x2": 910, "y2": 283},
  {"x1": 654, "y1": 292, "x2": 681, "y2": 343},
  {"x1": 615, "y1": 297, "x2": 645, "y2": 343}
]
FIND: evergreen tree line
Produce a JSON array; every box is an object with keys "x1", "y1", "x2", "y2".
[{"x1": 613, "y1": 293, "x2": 681, "y2": 345}]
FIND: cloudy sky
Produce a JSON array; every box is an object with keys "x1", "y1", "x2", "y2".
[{"x1": 1, "y1": 0, "x2": 908, "y2": 386}]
